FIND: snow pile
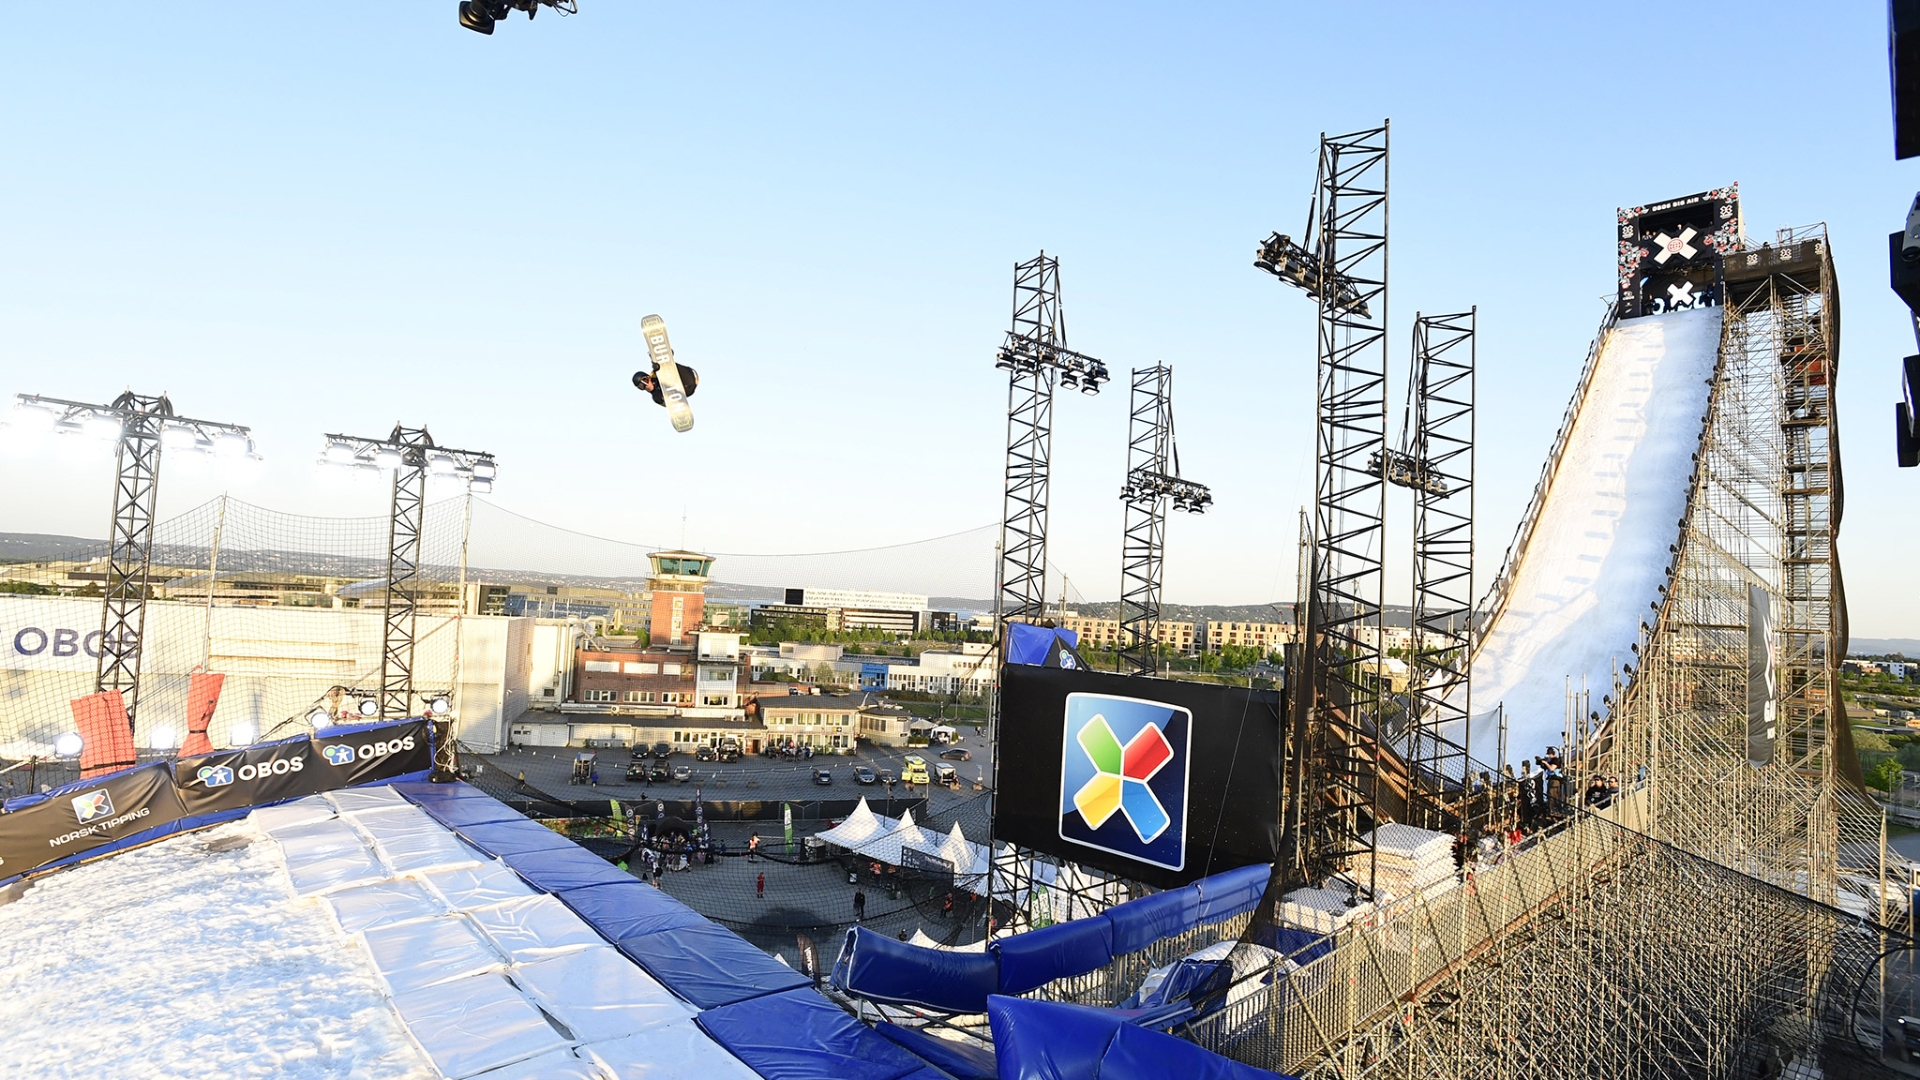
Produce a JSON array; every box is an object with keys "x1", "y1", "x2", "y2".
[
  {"x1": 0, "y1": 819, "x2": 437, "y2": 1079},
  {"x1": 1456, "y1": 306, "x2": 1722, "y2": 761}
]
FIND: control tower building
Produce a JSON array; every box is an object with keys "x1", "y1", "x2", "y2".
[{"x1": 646, "y1": 550, "x2": 712, "y2": 646}]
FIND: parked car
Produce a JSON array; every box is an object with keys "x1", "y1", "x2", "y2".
[
  {"x1": 648, "y1": 764, "x2": 669, "y2": 783},
  {"x1": 652, "y1": 741, "x2": 673, "y2": 760},
  {"x1": 939, "y1": 748, "x2": 971, "y2": 761},
  {"x1": 673, "y1": 765, "x2": 693, "y2": 783},
  {"x1": 695, "y1": 746, "x2": 716, "y2": 762},
  {"x1": 629, "y1": 745, "x2": 649, "y2": 762},
  {"x1": 624, "y1": 761, "x2": 649, "y2": 781},
  {"x1": 934, "y1": 762, "x2": 959, "y2": 788},
  {"x1": 878, "y1": 769, "x2": 896, "y2": 785},
  {"x1": 814, "y1": 768, "x2": 834, "y2": 785},
  {"x1": 854, "y1": 765, "x2": 878, "y2": 785},
  {"x1": 718, "y1": 741, "x2": 743, "y2": 763}
]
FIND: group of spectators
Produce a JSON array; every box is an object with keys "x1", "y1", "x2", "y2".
[{"x1": 1448, "y1": 745, "x2": 1626, "y2": 880}]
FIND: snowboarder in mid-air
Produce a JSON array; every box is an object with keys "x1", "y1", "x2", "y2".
[{"x1": 634, "y1": 313, "x2": 696, "y2": 432}]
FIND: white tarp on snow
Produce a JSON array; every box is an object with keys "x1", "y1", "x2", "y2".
[
  {"x1": 1453, "y1": 307, "x2": 1722, "y2": 762},
  {"x1": 467, "y1": 894, "x2": 606, "y2": 961},
  {"x1": 514, "y1": 946, "x2": 698, "y2": 1042},
  {"x1": 390, "y1": 971, "x2": 572, "y2": 1079},
  {"x1": 0, "y1": 820, "x2": 438, "y2": 1078}
]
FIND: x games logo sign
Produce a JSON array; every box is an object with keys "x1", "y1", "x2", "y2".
[{"x1": 1058, "y1": 693, "x2": 1190, "y2": 872}]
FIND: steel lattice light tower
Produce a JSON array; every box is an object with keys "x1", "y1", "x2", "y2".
[
  {"x1": 995, "y1": 252, "x2": 1109, "y2": 627},
  {"x1": 1404, "y1": 310, "x2": 1475, "y2": 828},
  {"x1": 1256, "y1": 122, "x2": 1390, "y2": 890},
  {"x1": 319, "y1": 426, "x2": 495, "y2": 720},
  {"x1": 987, "y1": 251, "x2": 1107, "y2": 937},
  {"x1": 8, "y1": 392, "x2": 257, "y2": 731},
  {"x1": 1118, "y1": 365, "x2": 1211, "y2": 676}
]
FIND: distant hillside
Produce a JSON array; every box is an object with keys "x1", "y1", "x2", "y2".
[
  {"x1": 1067, "y1": 600, "x2": 1418, "y2": 628},
  {"x1": 1851, "y1": 638, "x2": 1920, "y2": 660},
  {"x1": 0, "y1": 533, "x2": 100, "y2": 562}
]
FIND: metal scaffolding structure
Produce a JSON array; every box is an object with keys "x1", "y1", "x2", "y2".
[
  {"x1": 1118, "y1": 364, "x2": 1212, "y2": 676},
  {"x1": 1191, "y1": 225, "x2": 1894, "y2": 1080},
  {"x1": 1598, "y1": 226, "x2": 1883, "y2": 918},
  {"x1": 1403, "y1": 311, "x2": 1476, "y2": 829},
  {"x1": 320, "y1": 426, "x2": 496, "y2": 722},
  {"x1": 1259, "y1": 123, "x2": 1392, "y2": 890},
  {"x1": 994, "y1": 252, "x2": 1109, "y2": 627},
  {"x1": 988, "y1": 251, "x2": 1109, "y2": 936},
  {"x1": 8, "y1": 392, "x2": 256, "y2": 731},
  {"x1": 1184, "y1": 803, "x2": 1900, "y2": 1080}
]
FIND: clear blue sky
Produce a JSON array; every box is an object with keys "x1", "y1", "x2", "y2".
[{"x1": 1, "y1": 4, "x2": 1914, "y2": 636}]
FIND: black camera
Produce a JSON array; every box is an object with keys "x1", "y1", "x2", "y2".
[{"x1": 459, "y1": 0, "x2": 575, "y2": 35}]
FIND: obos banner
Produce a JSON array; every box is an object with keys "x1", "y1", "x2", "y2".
[
  {"x1": 174, "y1": 720, "x2": 432, "y2": 814},
  {"x1": 0, "y1": 719, "x2": 433, "y2": 882},
  {"x1": 996, "y1": 665, "x2": 1280, "y2": 889}
]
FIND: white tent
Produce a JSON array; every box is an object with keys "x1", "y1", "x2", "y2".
[{"x1": 813, "y1": 797, "x2": 890, "y2": 853}]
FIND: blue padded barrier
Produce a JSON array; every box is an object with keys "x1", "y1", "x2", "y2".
[
  {"x1": 987, "y1": 996, "x2": 1289, "y2": 1080},
  {"x1": 875, "y1": 1022, "x2": 997, "y2": 1080},
  {"x1": 697, "y1": 987, "x2": 947, "y2": 1080},
  {"x1": 1194, "y1": 863, "x2": 1270, "y2": 922},
  {"x1": 618, "y1": 921, "x2": 810, "y2": 1009},
  {"x1": 555, "y1": 881, "x2": 705, "y2": 944},
  {"x1": 834, "y1": 927, "x2": 1001, "y2": 1014},
  {"x1": 447, "y1": 816, "x2": 575, "y2": 857},
  {"x1": 992, "y1": 916, "x2": 1115, "y2": 996},
  {"x1": 505, "y1": 844, "x2": 636, "y2": 892},
  {"x1": 1105, "y1": 886, "x2": 1202, "y2": 955}
]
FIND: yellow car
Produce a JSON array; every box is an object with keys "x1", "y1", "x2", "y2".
[{"x1": 902, "y1": 755, "x2": 929, "y2": 785}]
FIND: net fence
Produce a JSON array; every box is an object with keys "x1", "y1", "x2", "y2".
[{"x1": 0, "y1": 494, "x2": 1002, "y2": 769}]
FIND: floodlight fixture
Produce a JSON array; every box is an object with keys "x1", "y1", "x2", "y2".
[
  {"x1": 471, "y1": 459, "x2": 497, "y2": 481},
  {"x1": 231, "y1": 722, "x2": 256, "y2": 746},
  {"x1": 307, "y1": 705, "x2": 334, "y2": 730},
  {"x1": 427, "y1": 696, "x2": 452, "y2": 716},
  {"x1": 428, "y1": 452, "x2": 458, "y2": 475},
  {"x1": 9, "y1": 391, "x2": 257, "y2": 730},
  {"x1": 53, "y1": 732, "x2": 83, "y2": 757},
  {"x1": 374, "y1": 447, "x2": 404, "y2": 471},
  {"x1": 148, "y1": 727, "x2": 179, "y2": 750},
  {"x1": 358, "y1": 697, "x2": 380, "y2": 718}
]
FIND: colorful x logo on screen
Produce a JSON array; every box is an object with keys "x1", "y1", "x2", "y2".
[{"x1": 1070, "y1": 714, "x2": 1174, "y2": 842}]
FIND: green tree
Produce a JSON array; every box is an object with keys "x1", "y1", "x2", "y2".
[{"x1": 1870, "y1": 756, "x2": 1904, "y2": 792}]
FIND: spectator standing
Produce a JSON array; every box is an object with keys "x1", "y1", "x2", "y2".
[
  {"x1": 854, "y1": 889, "x2": 867, "y2": 923},
  {"x1": 757, "y1": 871, "x2": 766, "y2": 899}
]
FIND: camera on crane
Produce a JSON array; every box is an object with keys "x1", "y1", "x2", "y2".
[{"x1": 459, "y1": 0, "x2": 575, "y2": 35}]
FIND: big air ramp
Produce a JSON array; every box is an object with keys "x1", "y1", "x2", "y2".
[{"x1": 1447, "y1": 306, "x2": 1722, "y2": 762}]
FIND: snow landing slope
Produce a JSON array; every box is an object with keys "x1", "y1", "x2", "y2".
[
  {"x1": 0, "y1": 819, "x2": 435, "y2": 1080},
  {"x1": 1448, "y1": 305, "x2": 1722, "y2": 763}
]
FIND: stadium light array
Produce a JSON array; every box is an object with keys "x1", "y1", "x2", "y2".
[
  {"x1": 53, "y1": 732, "x2": 83, "y2": 757},
  {"x1": 318, "y1": 431, "x2": 497, "y2": 493}
]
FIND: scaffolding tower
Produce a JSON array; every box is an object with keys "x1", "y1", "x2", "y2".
[
  {"x1": 1400, "y1": 311, "x2": 1476, "y2": 829},
  {"x1": 1118, "y1": 364, "x2": 1212, "y2": 676},
  {"x1": 1258, "y1": 123, "x2": 1392, "y2": 889},
  {"x1": 988, "y1": 252, "x2": 1108, "y2": 935},
  {"x1": 995, "y1": 252, "x2": 1109, "y2": 626},
  {"x1": 321, "y1": 426, "x2": 496, "y2": 721},
  {"x1": 8, "y1": 392, "x2": 256, "y2": 731}
]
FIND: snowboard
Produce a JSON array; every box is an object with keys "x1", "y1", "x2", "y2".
[{"x1": 640, "y1": 313, "x2": 694, "y2": 433}]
